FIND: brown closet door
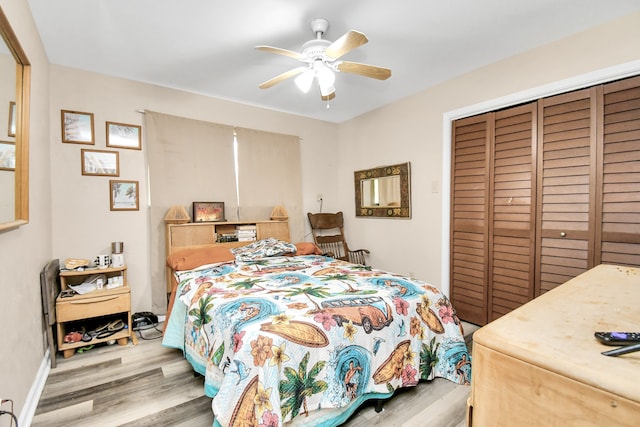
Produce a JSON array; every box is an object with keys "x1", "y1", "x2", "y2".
[
  {"x1": 450, "y1": 114, "x2": 491, "y2": 325},
  {"x1": 489, "y1": 103, "x2": 536, "y2": 321},
  {"x1": 536, "y1": 88, "x2": 597, "y2": 294},
  {"x1": 597, "y1": 76, "x2": 640, "y2": 266}
]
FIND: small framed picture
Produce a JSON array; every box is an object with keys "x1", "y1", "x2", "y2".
[
  {"x1": 193, "y1": 201, "x2": 225, "y2": 222},
  {"x1": 61, "y1": 109, "x2": 95, "y2": 144},
  {"x1": 0, "y1": 141, "x2": 15, "y2": 170},
  {"x1": 8, "y1": 101, "x2": 16, "y2": 137},
  {"x1": 106, "y1": 121, "x2": 142, "y2": 150},
  {"x1": 81, "y1": 149, "x2": 119, "y2": 176},
  {"x1": 110, "y1": 180, "x2": 139, "y2": 211}
]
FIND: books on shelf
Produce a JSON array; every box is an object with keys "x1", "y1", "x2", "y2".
[
  {"x1": 236, "y1": 224, "x2": 257, "y2": 231},
  {"x1": 237, "y1": 230, "x2": 256, "y2": 236},
  {"x1": 218, "y1": 233, "x2": 238, "y2": 243},
  {"x1": 213, "y1": 224, "x2": 262, "y2": 243},
  {"x1": 236, "y1": 224, "x2": 257, "y2": 242}
]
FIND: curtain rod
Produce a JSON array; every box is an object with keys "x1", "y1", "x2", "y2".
[{"x1": 135, "y1": 110, "x2": 301, "y2": 141}]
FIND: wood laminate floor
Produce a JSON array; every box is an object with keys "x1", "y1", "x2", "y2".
[{"x1": 33, "y1": 322, "x2": 479, "y2": 427}]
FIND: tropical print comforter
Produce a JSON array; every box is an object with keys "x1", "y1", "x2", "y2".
[{"x1": 163, "y1": 254, "x2": 471, "y2": 427}]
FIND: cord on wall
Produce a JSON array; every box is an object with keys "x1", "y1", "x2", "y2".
[{"x1": 0, "y1": 398, "x2": 17, "y2": 427}]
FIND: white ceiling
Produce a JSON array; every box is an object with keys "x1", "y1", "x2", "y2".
[{"x1": 27, "y1": 0, "x2": 640, "y2": 123}]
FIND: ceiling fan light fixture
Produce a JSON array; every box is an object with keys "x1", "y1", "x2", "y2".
[
  {"x1": 316, "y1": 65, "x2": 335, "y2": 95},
  {"x1": 295, "y1": 69, "x2": 315, "y2": 93},
  {"x1": 319, "y1": 82, "x2": 335, "y2": 97}
]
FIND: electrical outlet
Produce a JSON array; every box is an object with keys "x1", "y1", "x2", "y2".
[{"x1": 316, "y1": 193, "x2": 323, "y2": 202}]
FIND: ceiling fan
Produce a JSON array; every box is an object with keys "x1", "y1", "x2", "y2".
[{"x1": 256, "y1": 18, "x2": 391, "y2": 101}]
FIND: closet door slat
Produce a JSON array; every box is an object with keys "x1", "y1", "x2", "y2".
[
  {"x1": 598, "y1": 75, "x2": 640, "y2": 266},
  {"x1": 450, "y1": 114, "x2": 490, "y2": 325},
  {"x1": 536, "y1": 88, "x2": 597, "y2": 294},
  {"x1": 489, "y1": 103, "x2": 536, "y2": 321}
]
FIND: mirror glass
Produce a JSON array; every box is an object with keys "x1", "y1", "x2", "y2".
[
  {"x1": 360, "y1": 175, "x2": 401, "y2": 207},
  {"x1": 354, "y1": 162, "x2": 411, "y2": 218},
  {"x1": 0, "y1": 41, "x2": 16, "y2": 223},
  {"x1": 0, "y1": 7, "x2": 29, "y2": 231}
]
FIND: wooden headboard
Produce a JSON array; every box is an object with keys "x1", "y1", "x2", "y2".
[{"x1": 164, "y1": 219, "x2": 290, "y2": 294}]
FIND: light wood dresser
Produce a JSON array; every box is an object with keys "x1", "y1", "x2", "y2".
[{"x1": 467, "y1": 264, "x2": 640, "y2": 426}]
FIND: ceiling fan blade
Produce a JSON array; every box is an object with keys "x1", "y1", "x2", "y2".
[
  {"x1": 255, "y1": 45, "x2": 305, "y2": 61},
  {"x1": 325, "y1": 30, "x2": 368, "y2": 60},
  {"x1": 258, "y1": 66, "x2": 308, "y2": 89},
  {"x1": 321, "y1": 91, "x2": 336, "y2": 101},
  {"x1": 337, "y1": 61, "x2": 391, "y2": 80}
]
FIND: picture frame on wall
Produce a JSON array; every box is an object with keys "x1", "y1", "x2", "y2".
[
  {"x1": 81, "y1": 149, "x2": 119, "y2": 176},
  {"x1": 0, "y1": 141, "x2": 15, "y2": 170},
  {"x1": 110, "y1": 180, "x2": 139, "y2": 211},
  {"x1": 61, "y1": 109, "x2": 95, "y2": 144},
  {"x1": 106, "y1": 121, "x2": 142, "y2": 150},
  {"x1": 192, "y1": 201, "x2": 225, "y2": 222},
  {"x1": 8, "y1": 101, "x2": 16, "y2": 137}
]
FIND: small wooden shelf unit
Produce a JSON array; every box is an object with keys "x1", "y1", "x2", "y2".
[{"x1": 56, "y1": 265, "x2": 133, "y2": 358}]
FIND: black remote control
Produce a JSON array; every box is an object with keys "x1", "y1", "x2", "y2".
[
  {"x1": 594, "y1": 332, "x2": 640, "y2": 346},
  {"x1": 601, "y1": 342, "x2": 640, "y2": 357}
]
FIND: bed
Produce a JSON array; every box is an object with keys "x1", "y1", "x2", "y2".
[{"x1": 162, "y1": 238, "x2": 471, "y2": 427}]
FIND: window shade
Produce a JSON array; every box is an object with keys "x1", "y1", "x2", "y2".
[
  {"x1": 145, "y1": 111, "x2": 235, "y2": 313},
  {"x1": 235, "y1": 127, "x2": 302, "y2": 240}
]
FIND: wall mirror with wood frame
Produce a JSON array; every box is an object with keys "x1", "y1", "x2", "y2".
[
  {"x1": 354, "y1": 162, "x2": 411, "y2": 218},
  {"x1": 0, "y1": 6, "x2": 30, "y2": 231}
]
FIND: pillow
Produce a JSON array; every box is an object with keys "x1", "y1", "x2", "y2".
[
  {"x1": 231, "y1": 238, "x2": 298, "y2": 261},
  {"x1": 166, "y1": 246, "x2": 235, "y2": 271},
  {"x1": 294, "y1": 242, "x2": 323, "y2": 255}
]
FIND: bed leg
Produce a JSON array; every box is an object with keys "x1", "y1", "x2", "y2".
[{"x1": 375, "y1": 399, "x2": 384, "y2": 413}]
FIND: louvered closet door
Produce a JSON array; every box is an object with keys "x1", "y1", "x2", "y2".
[
  {"x1": 536, "y1": 88, "x2": 597, "y2": 294},
  {"x1": 450, "y1": 114, "x2": 491, "y2": 325},
  {"x1": 597, "y1": 76, "x2": 640, "y2": 266},
  {"x1": 489, "y1": 103, "x2": 536, "y2": 321}
]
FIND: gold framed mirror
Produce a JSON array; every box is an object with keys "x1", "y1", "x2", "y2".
[
  {"x1": 354, "y1": 162, "x2": 411, "y2": 218},
  {"x1": 0, "y1": 6, "x2": 30, "y2": 231}
]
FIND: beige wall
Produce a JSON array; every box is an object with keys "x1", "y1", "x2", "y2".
[
  {"x1": 0, "y1": 0, "x2": 52, "y2": 421},
  {"x1": 1, "y1": 3, "x2": 639, "y2": 422}
]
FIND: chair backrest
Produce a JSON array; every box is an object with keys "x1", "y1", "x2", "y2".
[
  {"x1": 307, "y1": 212, "x2": 351, "y2": 262},
  {"x1": 40, "y1": 258, "x2": 60, "y2": 326}
]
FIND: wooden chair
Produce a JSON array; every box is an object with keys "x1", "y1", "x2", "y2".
[
  {"x1": 307, "y1": 211, "x2": 370, "y2": 265},
  {"x1": 40, "y1": 259, "x2": 60, "y2": 368}
]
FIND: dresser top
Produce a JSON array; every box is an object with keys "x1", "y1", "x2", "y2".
[{"x1": 473, "y1": 264, "x2": 640, "y2": 403}]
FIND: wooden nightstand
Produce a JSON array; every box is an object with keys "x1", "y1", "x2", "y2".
[{"x1": 56, "y1": 265, "x2": 135, "y2": 358}]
